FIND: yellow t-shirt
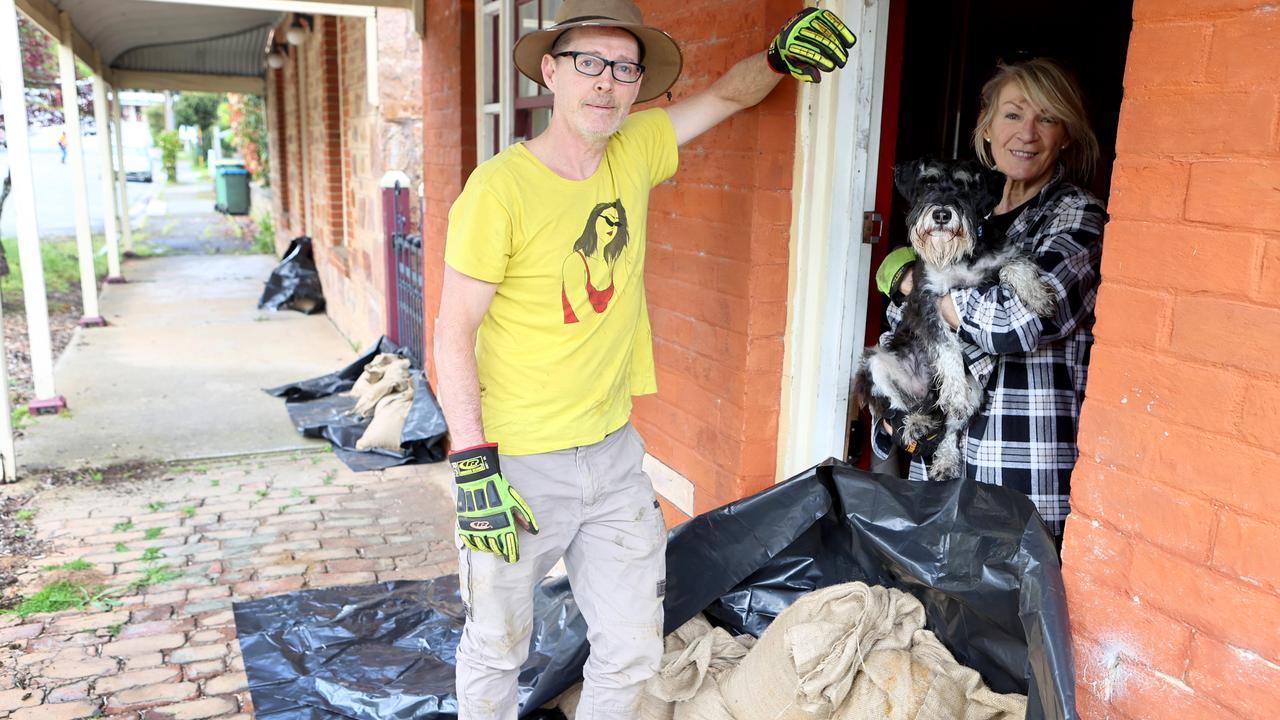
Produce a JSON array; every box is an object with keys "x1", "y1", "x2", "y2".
[{"x1": 444, "y1": 108, "x2": 679, "y2": 455}]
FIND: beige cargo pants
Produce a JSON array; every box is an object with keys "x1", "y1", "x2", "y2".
[{"x1": 454, "y1": 423, "x2": 667, "y2": 720}]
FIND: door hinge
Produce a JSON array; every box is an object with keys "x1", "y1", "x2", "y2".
[{"x1": 862, "y1": 212, "x2": 883, "y2": 245}]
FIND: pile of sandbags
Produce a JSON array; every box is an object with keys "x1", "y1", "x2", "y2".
[
  {"x1": 347, "y1": 353, "x2": 414, "y2": 451},
  {"x1": 551, "y1": 582, "x2": 1025, "y2": 720}
]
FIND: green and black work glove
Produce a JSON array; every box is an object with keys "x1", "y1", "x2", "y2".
[
  {"x1": 767, "y1": 7, "x2": 857, "y2": 83},
  {"x1": 450, "y1": 443, "x2": 539, "y2": 564}
]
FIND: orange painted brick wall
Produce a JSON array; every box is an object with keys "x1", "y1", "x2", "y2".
[
  {"x1": 420, "y1": 0, "x2": 476, "y2": 385},
  {"x1": 1061, "y1": 1, "x2": 1280, "y2": 717},
  {"x1": 631, "y1": 0, "x2": 797, "y2": 516},
  {"x1": 418, "y1": 0, "x2": 794, "y2": 516}
]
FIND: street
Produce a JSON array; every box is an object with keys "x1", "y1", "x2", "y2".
[{"x1": 0, "y1": 124, "x2": 159, "y2": 237}]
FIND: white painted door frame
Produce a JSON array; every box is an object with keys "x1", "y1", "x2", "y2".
[{"x1": 776, "y1": 0, "x2": 892, "y2": 480}]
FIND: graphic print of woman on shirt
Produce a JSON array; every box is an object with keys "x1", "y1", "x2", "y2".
[{"x1": 561, "y1": 200, "x2": 630, "y2": 324}]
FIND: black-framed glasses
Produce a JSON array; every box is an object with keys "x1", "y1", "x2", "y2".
[{"x1": 553, "y1": 51, "x2": 644, "y2": 84}]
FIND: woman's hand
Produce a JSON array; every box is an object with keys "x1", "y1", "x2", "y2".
[
  {"x1": 938, "y1": 294, "x2": 961, "y2": 329},
  {"x1": 898, "y1": 271, "x2": 913, "y2": 296}
]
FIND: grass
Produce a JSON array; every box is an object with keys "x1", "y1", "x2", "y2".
[
  {"x1": 211, "y1": 479, "x2": 220, "y2": 487},
  {"x1": 15, "y1": 509, "x2": 35, "y2": 521},
  {"x1": 112, "y1": 520, "x2": 134, "y2": 532},
  {"x1": 139, "y1": 547, "x2": 164, "y2": 561},
  {"x1": 0, "y1": 234, "x2": 108, "y2": 302},
  {"x1": 4, "y1": 560, "x2": 185, "y2": 617},
  {"x1": 179, "y1": 506, "x2": 196, "y2": 518},
  {"x1": 255, "y1": 488, "x2": 269, "y2": 499},
  {"x1": 1, "y1": 580, "x2": 99, "y2": 617},
  {"x1": 145, "y1": 501, "x2": 165, "y2": 512},
  {"x1": 250, "y1": 207, "x2": 275, "y2": 254},
  {"x1": 113, "y1": 542, "x2": 128, "y2": 553},
  {"x1": 10, "y1": 406, "x2": 29, "y2": 429},
  {"x1": 129, "y1": 565, "x2": 181, "y2": 589},
  {"x1": 42, "y1": 559, "x2": 93, "y2": 571},
  {"x1": 142, "y1": 527, "x2": 162, "y2": 540}
]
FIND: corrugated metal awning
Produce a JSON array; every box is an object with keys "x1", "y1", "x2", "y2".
[{"x1": 15, "y1": 0, "x2": 415, "y2": 94}]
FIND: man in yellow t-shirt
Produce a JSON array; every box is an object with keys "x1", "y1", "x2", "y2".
[{"x1": 434, "y1": 1, "x2": 855, "y2": 717}]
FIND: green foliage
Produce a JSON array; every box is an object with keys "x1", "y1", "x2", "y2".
[
  {"x1": 42, "y1": 559, "x2": 93, "y2": 571},
  {"x1": 228, "y1": 94, "x2": 269, "y2": 183},
  {"x1": 113, "y1": 542, "x2": 128, "y2": 553},
  {"x1": 142, "y1": 527, "x2": 162, "y2": 540},
  {"x1": 10, "y1": 406, "x2": 29, "y2": 428},
  {"x1": 112, "y1": 520, "x2": 134, "y2": 532},
  {"x1": 156, "y1": 130, "x2": 181, "y2": 182},
  {"x1": 15, "y1": 508, "x2": 35, "y2": 521},
  {"x1": 129, "y1": 565, "x2": 181, "y2": 589},
  {"x1": 174, "y1": 92, "x2": 223, "y2": 166},
  {"x1": 139, "y1": 547, "x2": 163, "y2": 561},
  {"x1": 174, "y1": 92, "x2": 221, "y2": 131},
  {"x1": 146, "y1": 104, "x2": 166, "y2": 142},
  {"x1": 1, "y1": 235, "x2": 107, "y2": 302},
  {"x1": 179, "y1": 506, "x2": 196, "y2": 518},
  {"x1": 251, "y1": 207, "x2": 275, "y2": 254},
  {"x1": 1, "y1": 580, "x2": 96, "y2": 617}
]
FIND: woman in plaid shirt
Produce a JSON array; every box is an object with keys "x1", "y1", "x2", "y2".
[{"x1": 873, "y1": 58, "x2": 1108, "y2": 544}]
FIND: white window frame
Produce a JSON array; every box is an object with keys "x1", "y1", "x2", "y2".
[
  {"x1": 475, "y1": 0, "x2": 561, "y2": 163},
  {"x1": 475, "y1": 0, "x2": 513, "y2": 163}
]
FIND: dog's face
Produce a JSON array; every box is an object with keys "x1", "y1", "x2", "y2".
[{"x1": 893, "y1": 158, "x2": 1004, "y2": 268}]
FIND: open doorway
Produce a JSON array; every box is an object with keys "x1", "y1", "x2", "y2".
[{"x1": 848, "y1": 0, "x2": 1133, "y2": 467}]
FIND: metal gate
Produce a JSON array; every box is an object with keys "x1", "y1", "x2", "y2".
[{"x1": 385, "y1": 181, "x2": 424, "y2": 369}]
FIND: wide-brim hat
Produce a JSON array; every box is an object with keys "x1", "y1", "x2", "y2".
[{"x1": 512, "y1": 0, "x2": 682, "y2": 104}]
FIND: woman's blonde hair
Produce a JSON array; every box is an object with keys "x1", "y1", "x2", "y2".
[{"x1": 972, "y1": 58, "x2": 1099, "y2": 182}]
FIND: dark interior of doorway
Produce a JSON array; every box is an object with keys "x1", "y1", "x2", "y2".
[{"x1": 849, "y1": 0, "x2": 1134, "y2": 468}]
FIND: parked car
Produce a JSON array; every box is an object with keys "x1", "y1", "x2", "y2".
[{"x1": 123, "y1": 144, "x2": 154, "y2": 182}]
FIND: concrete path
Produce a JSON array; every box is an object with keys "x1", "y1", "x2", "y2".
[
  {"x1": 0, "y1": 454, "x2": 457, "y2": 719},
  {"x1": 13, "y1": 254, "x2": 355, "y2": 471},
  {"x1": 0, "y1": 150, "x2": 459, "y2": 720}
]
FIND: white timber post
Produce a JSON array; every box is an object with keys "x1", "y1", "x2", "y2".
[
  {"x1": 111, "y1": 87, "x2": 134, "y2": 255},
  {"x1": 0, "y1": 0, "x2": 63, "y2": 415},
  {"x1": 58, "y1": 11, "x2": 104, "y2": 327},
  {"x1": 92, "y1": 51, "x2": 124, "y2": 282}
]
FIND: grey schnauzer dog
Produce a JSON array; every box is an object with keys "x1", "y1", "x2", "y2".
[{"x1": 853, "y1": 157, "x2": 1055, "y2": 479}]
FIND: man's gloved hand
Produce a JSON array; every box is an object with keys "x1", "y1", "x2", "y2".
[
  {"x1": 882, "y1": 408, "x2": 943, "y2": 458},
  {"x1": 449, "y1": 443, "x2": 539, "y2": 563},
  {"x1": 767, "y1": 7, "x2": 857, "y2": 83}
]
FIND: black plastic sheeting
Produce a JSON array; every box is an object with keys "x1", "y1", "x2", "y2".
[
  {"x1": 264, "y1": 337, "x2": 448, "y2": 471},
  {"x1": 259, "y1": 236, "x2": 327, "y2": 314},
  {"x1": 234, "y1": 460, "x2": 1076, "y2": 720}
]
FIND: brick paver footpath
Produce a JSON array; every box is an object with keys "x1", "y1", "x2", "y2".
[{"x1": 0, "y1": 452, "x2": 457, "y2": 719}]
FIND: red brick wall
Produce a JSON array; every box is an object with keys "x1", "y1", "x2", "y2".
[
  {"x1": 1062, "y1": 1, "x2": 1280, "y2": 717},
  {"x1": 421, "y1": 0, "x2": 476, "y2": 383},
  {"x1": 265, "y1": 11, "x2": 424, "y2": 348},
  {"x1": 632, "y1": 0, "x2": 797, "y2": 515}
]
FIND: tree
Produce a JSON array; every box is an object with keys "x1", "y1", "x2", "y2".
[{"x1": 173, "y1": 92, "x2": 223, "y2": 165}]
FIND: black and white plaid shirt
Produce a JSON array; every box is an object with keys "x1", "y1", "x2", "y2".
[{"x1": 872, "y1": 165, "x2": 1107, "y2": 538}]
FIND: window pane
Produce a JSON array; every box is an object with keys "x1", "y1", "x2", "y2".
[
  {"x1": 483, "y1": 13, "x2": 498, "y2": 105},
  {"x1": 517, "y1": 1, "x2": 540, "y2": 97}
]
